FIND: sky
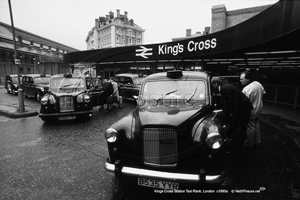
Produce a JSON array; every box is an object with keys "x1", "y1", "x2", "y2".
[{"x1": 0, "y1": 0, "x2": 278, "y2": 50}]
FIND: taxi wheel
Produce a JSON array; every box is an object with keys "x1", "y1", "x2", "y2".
[
  {"x1": 77, "y1": 113, "x2": 93, "y2": 121},
  {"x1": 12, "y1": 90, "x2": 16, "y2": 95},
  {"x1": 40, "y1": 116, "x2": 49, "y2": 122},
  {"x1": 6, "y1": 88, "x2": 10, "y2": 94},
  {"x1": 40, "y1": 116, "x2": 56, "y2": 123}
]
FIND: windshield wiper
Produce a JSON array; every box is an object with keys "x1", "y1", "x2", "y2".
[
  {"x1": 186, "y1": 84, "x2": 198, "y2": 102},
  {"x1": 59, "y1": 84, "x2": 72, "y2": 90},
  {"x1": 156, "y1": 89, "x2": 178, "y2": 102}
]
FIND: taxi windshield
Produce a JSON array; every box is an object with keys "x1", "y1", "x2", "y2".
[
  {"x1": 11, "y1": 77, "x2": 19, "y2": 83},
  {"x1": 117, "y1": 76, "x2": 145, "y2": 86},
  {"x1": 50, "y1": 77, "x2": 86, "y2": 92},
  {"x1": 34, "y1": 77, "x2": 50, "y2": 84},
  {"x1": 141, "y1": 80, "x2": 207, "y2": 108}
]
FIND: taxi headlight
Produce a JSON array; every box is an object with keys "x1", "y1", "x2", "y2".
[
  {"x1": 41, "y1": 96, "x2": 48, "y2": 105},
  {"x1": 105, "y1": 128, "x2": 118, "y2": 143},
  {"x1": 206, "y1": 132, "x2": 223, "y2": 149},
  {"x1": 48, "y1": 95, "x2": 56, "y2": 104},
  {"x1": 83, "y1": 95, "x2": 91, "y2": 103},
  {"x1": 77, "y1": 94, "x2": 83, "y2": 103}
]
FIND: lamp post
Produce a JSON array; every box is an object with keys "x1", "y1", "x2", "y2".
[{"x1": 8, "y1": 0, "x2": 25, "y2": 112}]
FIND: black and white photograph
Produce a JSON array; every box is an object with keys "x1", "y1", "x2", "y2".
[{"x1": 0, "y1": 0, "x2": 300, "y2": 199}]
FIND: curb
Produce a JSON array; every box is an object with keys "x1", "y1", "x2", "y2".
[{"x1": 0, "y1": 106, "x2": 38, "y2": 119}]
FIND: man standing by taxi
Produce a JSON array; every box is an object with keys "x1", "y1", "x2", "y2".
[
  {"x1": 110, "y1": 77, "x2": 119, "y2": 108},
  {"x1": 211, "y1": 77, "x2": 253, "y2": 154},
  {"x1": 240, "y1": 71, "x2": 266, "y2": 147}
]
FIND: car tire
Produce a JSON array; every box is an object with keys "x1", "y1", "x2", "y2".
[
  {"x1": 12, "y1": 90, "x2": 16, "y2": 95},
  {"x1": 40, "y1": 116, "x2": 49, "y2": 122},
  {"x1": 40, "y1": 116, "x2": 57, "y2": 123},
  {"x1": 6, "y1": 88, "x2": 10, "y2": 94},
  {"x1": 77, "y1": 113, "x2": 93, "y2": 121}
]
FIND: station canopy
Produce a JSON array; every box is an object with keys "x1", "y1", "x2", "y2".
[{"x1": 64, "y1": 0, "x2": 300, "y2": 69}]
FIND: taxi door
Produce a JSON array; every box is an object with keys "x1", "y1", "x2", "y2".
[
  {"x1": 24, "y1": 77, "x2": 34, "y2": 97},
  {"x1": 118, "y1": 76, "x2": 133, "y2": 100},
  {"x1": 20, "y1": 76, "x2": 27, "y2": 95},
  {"x1": 86, "y1": 78, "x2": 104, "y2": 107}
]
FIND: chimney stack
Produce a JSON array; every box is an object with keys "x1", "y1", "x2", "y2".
[{"x1": 186, "y1": 29, "x2": 191, "y2": 37}]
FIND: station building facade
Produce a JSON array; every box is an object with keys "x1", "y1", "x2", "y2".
[
  {"x1": 72, "y1": 3, "x2": 279, "y2": 80},
  {"x1": 0, "y1": 21, "x2": 78, "y2": 84},
  {"x1": 65, "y1": 0, "x2": 300, "y2": 108},
  {"x1": 86, "y1": 9, "x2": 145, "y2": 50}
]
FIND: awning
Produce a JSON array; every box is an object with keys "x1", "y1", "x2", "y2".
[{"x1": 64, "y1": 0, "x2": 300, "y2": 68}]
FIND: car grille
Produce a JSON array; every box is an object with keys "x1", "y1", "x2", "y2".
[
  {"x1": 59, "y1": 96, "x2": 74, "y2": 112},
  {"x1": 143, "y1": 128, "x2": 178, "y2": 166}
]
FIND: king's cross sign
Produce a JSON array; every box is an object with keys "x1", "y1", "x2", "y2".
[{"x1": 135, "y1": 46, "x2": 153, "y2": 59}]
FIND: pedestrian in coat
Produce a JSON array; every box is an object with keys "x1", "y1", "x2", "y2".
[
  {"x1": 110, "y1": 77, "x2": 120, "y2": 108},
  {"x1": 211, "y1": 77, "x2": 253, "y2": 154}
]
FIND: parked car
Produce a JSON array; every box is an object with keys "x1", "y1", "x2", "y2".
[
  {"x1": 20, "y1": 74, "x2": 51, "y2": 101},
  {"x1": 85, "y1": 76, "x2": 105, "y2": 107},
  {"x1": 39, "y1": 73, "x2": 101, "y2": 122},
  {"x1": 104, "y1": 70, "x2": 227, "y2": 189},
  {"x1": 114, "y1": 73, "x2": 147, "y2": 101},
  {"x1": 5, "y1": 74, "x2": 22, "y2": 95}
]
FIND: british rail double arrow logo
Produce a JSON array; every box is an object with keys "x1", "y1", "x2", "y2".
[{"x1": 136, "y1": 46, "x2": 153, "y2": 59}]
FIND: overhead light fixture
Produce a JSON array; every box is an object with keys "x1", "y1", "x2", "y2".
[
  {"x1": 247, "y1": 58, "x2": 264, "y2": 60},
  {"x1": 245, "y1": 50, "x2": 299, "y2": 55},
  {"x1": 219, "y1": 62, "x2": 232, "y2": 64}
]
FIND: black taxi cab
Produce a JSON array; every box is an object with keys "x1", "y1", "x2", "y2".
[
  {"x1": 5, "y1": 74, "x2": 22, "y2": 95},
  {"x1": 114, "y1": 73, "x2": 147, "y2": 101},
  {"x1": 105, "y1": 70, "x2": 226, "y2": 189},
  {"x1": 20, "y1": 74, "x2": 51, "y2": 101},
  {"x1": 39, "y1": 73, "x2": 98, "y2": 122}
]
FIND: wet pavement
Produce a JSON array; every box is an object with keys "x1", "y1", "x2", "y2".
[
  {"x1": 1, "y1": 86, "x2": 300, "y2": 199},
  {"x1": 1, "y1": 84, "x2": 299, "y2": 148},
  {"x1": 260, "y1": 103, "x2": 300, "y2": 148}
]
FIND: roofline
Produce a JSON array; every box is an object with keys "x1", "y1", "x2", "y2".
[{"x1": 0, "y1": 21, "x2": 79, "y2": 52}]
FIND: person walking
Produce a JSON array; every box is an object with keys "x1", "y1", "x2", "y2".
[
  {"x1": 240, "y1": 71, "x2": 266, "y2": 147},
  {"x1": 98, "y1": 79, "x2": 113, "y2": 110},
  {"x1": 110, "y1": 77, "x2": 120, "y2": 108},
  {"x1": 211, "y1": 77, "x2": 253, "y2": 155}
]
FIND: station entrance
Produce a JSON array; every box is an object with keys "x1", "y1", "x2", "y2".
[{"x1": 64, "y1": 0, "x2": 300, "y2": 108}]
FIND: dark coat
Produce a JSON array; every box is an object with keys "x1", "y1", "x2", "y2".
[{"x1": 218, "y1": 83, "x2": 253, "y2": 152}]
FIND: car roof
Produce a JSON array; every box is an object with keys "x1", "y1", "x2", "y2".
[
  {"x1": 115, "y1": 73, "x2": 146, "y2": 79},
  {"x1": 23, "y1": 74, "x2": 51, "y2": 78},
  {"x1": 7, "y1": 74, "x2": 21, "y2": 77},
  {"x1": 51, "y1": 74, "x2": 84, "y2": 78},
  {"x1": 144, "y1": 71, "x2": 209, "y2": 82}
]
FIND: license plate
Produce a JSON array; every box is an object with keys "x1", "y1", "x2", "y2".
[
  {"x1": 58, "y1": 116, "x2": 75, "y2": 120},
  {"x1": 138, "y1": 178, "x2": 179, "y2": 189}
]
